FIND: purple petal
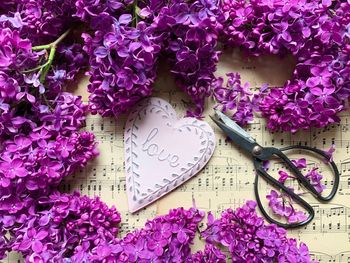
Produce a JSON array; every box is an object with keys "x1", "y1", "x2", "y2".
[
  {"x1": 18, "y1": 239, "x2": 32, "y2": 251},
  {"x1": 281, "y1": 31, "x2": 292, "y2": 42},
  {"x1": 94, "y1": 47, "x2": 108, "y2": 58},
  {"x1": 0, "y1": 177, "x2": 10, "y2": 187},
  {"x1": 26, "y1": 93, "x2": 36, "y2": 103},
  {"x1": 310, "y1": 87, "x2": 323, "y2": 96},
  {"x1": 119, "y1": 14, "x2": 132, "y2": 25},
  {"x1": 322, "y1": 0, "x2": 332, "y2": 6},
  {"x1": 177, "y1": 230, "x2": 188, "y2": 243},
  {"x1": 139, "y1": 8, "x2": 151, "y2": 18},
  {"x1": 25, "y1": 179, "x2": 38, "y2": 190},
  {"x1": 39, "y1": 214, "x2": 50, "y2": 226},
  {"x1": 12, "y1": 159, "x2": 23, "y2": 168},
  {"x1": 32, "y1": 240, "x2": 43, "y2": 253},
  {"x1": 16, "y1": 167, "x2": 28, "y2": 177},
  {"x1": 35, "y1": 230, "x2": 48, "y2": 240},
  {"x1": 302, "y1": 27, "x2": 311, "y2": 38},
  {"x1": 306, "y1": 77, "x2": 320, "y2": 88}
]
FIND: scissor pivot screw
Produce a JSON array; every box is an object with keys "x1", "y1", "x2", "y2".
[{"x1": 252, "y1": 146, "x2": 262, "y2": 156}]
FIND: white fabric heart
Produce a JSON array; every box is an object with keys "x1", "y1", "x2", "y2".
[{"x1": 124, "y1": 97, "x2": 216, "y2": 212}]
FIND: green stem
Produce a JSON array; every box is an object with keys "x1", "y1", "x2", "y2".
[
  {"x1": 132, "y1": 0, "x2": 139, "y2": 27},
  {"x1": 41, "y1": 93, "x2": 52, "y2": 111},
  {"x1": 51, "y1": 28, "x2": 72, "y2": 48},
  {"x1": 32, "y1": 28, "x2": 72, "y2": 51},
  {"x1": 22, "y1": 61, "x2": 51, "y2": 73},
  {"x1": 39, "y1": 46, "x2": 56, "y2": 83},
  {"x1": 32, "y1": 44, "x2": 51, "y2": 51},
  {"x1": 29, "y1": 28, "x2": 72, "y2": 84}
]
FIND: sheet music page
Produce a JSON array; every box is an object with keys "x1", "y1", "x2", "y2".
[{"x1": 5, "y1": 50, "x2": 350, "y2": 262}]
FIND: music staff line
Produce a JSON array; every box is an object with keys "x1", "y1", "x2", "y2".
[
  {"x1": 60, "y1": 177, "x2": 350, "y2": 197},
  {"x1": 69, "y1": 160, "x2": 350, "y2": 177},
  {"x1": 91, "y1": 127, "x2": 350, "y2": 150},
  {"x1": 310, "y1": 251, "x2": 350, "y2": 263}
]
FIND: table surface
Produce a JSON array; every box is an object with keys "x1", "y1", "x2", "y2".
[{"x1": 5, "y1": 49, "x2": 350, "y2": 262}]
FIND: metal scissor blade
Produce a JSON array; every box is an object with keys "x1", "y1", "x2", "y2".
[
  {"x1": 210, "y1": 110, "x2": 260, "y2": 155},
  {"x1": 214, "y1": 110, "x2": 255, "y2": 143}
]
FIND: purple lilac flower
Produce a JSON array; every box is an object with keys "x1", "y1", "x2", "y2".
[
  {"x1": 212, "y1": 72, "x2": 254, "y2": 126},
  {"x1": 11, "y1": 191, "x2": 121, "y2": 262},
  {"x1": 83, "y1": 15, "x2": 161, "y2": 117},
  {"x1": 77, "y1": 0, "x2": 168, "y2": 117},
  {"x1": 155, "y1": 0, "x2": 223, "y2": 117},
  {"x1": 74, "y1": 0, "x2": 125, "y2": 22},
  {"x1": 7, "y1": 0, "x2": 78, "y2": 45},
  {"x1": 0, "y1": 28, "x2": 34, "y2": 69},
  {"x1": 305, "y1": 168, "x2": 326, "y2": 194},
  {"x1": 18, "y1": 228, "x2": 48, "y2": 253},
  {"x1": 221, "y1": 0, "x2": 350, "y2": 132},
  {"x1": 0, "y1": 72, "x2": 20, "y2": 100},
  {"x1": 266, "y1": 189, "x2": 308, "y2": 224},
  {"x1": 324, "y1": 144, "x2": 336, "y2": 162},
  {"x1": 187, "y1": 244, "x2": 226, "y2": 263},
  {"x1": 0, "y1": 32, "x2": 98, "y2": 259},
  {"x1": 76, "y1": 203, "x2": 315, "y2": 262},
  {"x1": 0, "y1": 159, "x2": 28, "y2": 179},
  {"x1": 201, "y1": 201, "x2": 317, "y2": 262},
  {"x1": 86, "y1": 207, "x2": 205, "y2": 262}
]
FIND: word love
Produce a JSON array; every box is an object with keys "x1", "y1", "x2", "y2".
[
  {"x1": 142, "y1": 128, "x2": 180, "y2": 167},
  {"x1": 124, "y1": 97, "x2": 216, "y2": 212}
]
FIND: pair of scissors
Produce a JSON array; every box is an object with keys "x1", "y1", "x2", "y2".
[{"x1": 211, "y1": 110, "x2": 340, "y2": 228}]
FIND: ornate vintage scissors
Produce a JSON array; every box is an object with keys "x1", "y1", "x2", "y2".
[{"x1": 211, "y1": 110, "x2": 340, "y2": 228}]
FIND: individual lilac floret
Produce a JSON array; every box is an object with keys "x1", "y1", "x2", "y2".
[
  {"x1": 0, "y1": 28, "x2": 36, "y2": 70},
  {"x1": 323, "y1": 144, "x2": 336, "y2": 162}
]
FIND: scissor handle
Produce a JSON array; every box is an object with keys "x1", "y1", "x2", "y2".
[
  {"x1": 254, "y1": 166, "x2": 314, "y2": 228},
  {"x1": 278, "y1": 145, "x2": 340, "y2": 202},
  {"x1": 253, "y1": 145, "x2": 340, "y2": 228}
]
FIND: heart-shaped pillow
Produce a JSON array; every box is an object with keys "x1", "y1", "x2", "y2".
[{"x1": 124, "y1": 97, "x2": 216, "y2": 212}]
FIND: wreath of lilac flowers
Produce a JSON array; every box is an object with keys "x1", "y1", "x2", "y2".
[{"x1": 0, "y1": 0, "x2": 348, "y2": 262}]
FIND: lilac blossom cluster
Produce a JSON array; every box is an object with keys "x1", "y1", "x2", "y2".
[
  {"x1": 222, "y1": 0, "x2": 350, "y2": 132},
  {"x1": 201, "y1": 201, "x2": 317, "y2": 263},
  {"x1": 80, "y1": 0, "x2": 162, "y2": 117},
  {"x1": 4, "y1": 0, "x2": 348, "y2": 132},
  {"x1": 80, "y1": 0, "x2": 222, "y2": 117},
  {"x1": 212, "y1": 72, "x2": 254, "y2": 126},
  {"x1": 153, "y1": 0, "x2": 223, "y2": 117},
  {"x1": 86, "y1": 207, "x2": 206, "y2": 262},
  {"x1": 5, "y1": 0, "x2": 347, "y2": 132},
  {"x1": 11, "y1": 191, "x2": 121, "y2": 262},
  {"x1": 0, "y1": 10, "x2": 99, "y2": 260},
  {"x1": 0, "y1": 0, "x2": 78, "y2": 45},
  {"x1": 8, "y1": 201, "x2": 315, "y2": 262}
]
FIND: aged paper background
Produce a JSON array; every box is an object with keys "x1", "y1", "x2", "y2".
[{"x1": 5, "y1": 50, "x2": 350, "y2": 262}]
